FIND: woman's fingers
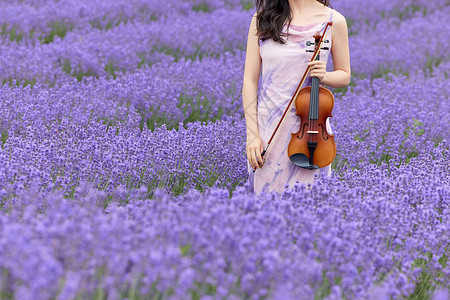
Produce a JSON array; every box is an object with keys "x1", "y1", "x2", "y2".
[
  {"x1": 246, "y1": 136, "x2": 264, "y2": 169},
  {"x1": 309, "y1": 60, "x2": 326, "y2": 81},
  {"x1": 251, "y1": 147, "x2": 260, "y2": 168},
  {"x1": 247, "y1": 152, "x2": 254, "y2": 169},
  {"x1": 247, "y1": 146, "x2": 263, "y2": 169},
  {"x1": 249, "y1": 150, "x2": 257, "y2": 169},
  {"x1": 308, "y1": 61, "x2": 326, "y2": 68},
  {"x1": 309, "y1": 62, "x2": 325, "y2": 77},
  {"x1": 248, "y1": 147, "x2": 257, "y2": 169},
  {"x1": 249, "y1": 150, "x2": 255, "y2": 169},
  {"x1": 256, "y1": 148, "x2": 264, "y2": 166}
]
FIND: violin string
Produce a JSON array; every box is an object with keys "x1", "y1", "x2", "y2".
[
  {"x1": 314, "y1": 76, "x2": 317, "y2": 143},
  {"x1": 309, "y1": 76, "x2": 311, "y2": 144},
  {"x1": 315, "y1": 72, "x2": 317, "y2": 142},
  {"x1": 314, "y1": 75, "x2": 319, "y2": 141},
  {"x1": 309, "y1": 81, "x2": 315, "y2": 142},
  {"x1": 313, "y1": 79, "x2": 316, "y2": 143}
]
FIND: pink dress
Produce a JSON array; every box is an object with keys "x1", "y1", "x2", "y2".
[{"x1": 247, "y1": 9, "x2": 335, "y2": 195}]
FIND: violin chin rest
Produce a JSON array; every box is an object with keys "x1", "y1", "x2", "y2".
[{"x1": 289, "y1": 153, "x2": 319, "y2": 170}]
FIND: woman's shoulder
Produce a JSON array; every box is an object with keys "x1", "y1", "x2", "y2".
[
  {"x1": 328, "y1": 8, "x2": 347, "y2": 26},
  {"x1": 314, "y1": 6, "x2": 346, "y2": 26}
]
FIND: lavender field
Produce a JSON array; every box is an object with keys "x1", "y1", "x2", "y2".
[{"x1": 0, "y1": 0, "x2": 449, "y2": 299}]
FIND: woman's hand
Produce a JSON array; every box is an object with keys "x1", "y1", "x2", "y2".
[
  {"x1": 246, "y1": 135, "x2": 265, "y2": 169},
  {"x1": 308, "y1": 60, "x2": 327, "y2": 82}
]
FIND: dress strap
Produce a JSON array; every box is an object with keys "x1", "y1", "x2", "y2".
[{"x1": 320, "y1": 9, "x2": 334, "y2": 32}]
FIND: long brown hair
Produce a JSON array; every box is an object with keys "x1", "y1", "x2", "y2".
[{"x1": 255, "y1": 0, "x2": 333, "y2": 44}]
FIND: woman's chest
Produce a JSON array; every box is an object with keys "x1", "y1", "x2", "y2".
[{"x1": 259, "y1": 25, "x2": 332, "y2": 67}]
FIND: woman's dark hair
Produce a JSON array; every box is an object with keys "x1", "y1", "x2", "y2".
[{"x1": 255, "y1": 0, "x2": 333, "y2": 44}]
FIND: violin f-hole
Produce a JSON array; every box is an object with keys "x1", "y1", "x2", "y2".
[{"x1": 318, "y1": 124, "x2": 329, "y2": 140}]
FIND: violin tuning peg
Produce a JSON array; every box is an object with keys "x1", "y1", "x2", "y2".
[
  {"x1": 306, "y1": 50, "x2": 314, "y2": 52},
  {"x1": 321, "y1": 47, "x2": 329, "y2": 50},
  {"x1": 306, "y1": 40, "x2": 329, "y2": 46}
]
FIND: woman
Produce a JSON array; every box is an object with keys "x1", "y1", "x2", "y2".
[{"x1": 242, "y1": 0, "x2": 351, "y2": 195}]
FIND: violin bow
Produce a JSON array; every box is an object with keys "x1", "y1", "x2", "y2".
[{"x1": 253, "y1": 20, "x2": 333, "y2": 173}]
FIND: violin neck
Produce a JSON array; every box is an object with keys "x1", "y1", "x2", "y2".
[{"x1": 309, "y1": 53, "x2": 321, "y2": 120}]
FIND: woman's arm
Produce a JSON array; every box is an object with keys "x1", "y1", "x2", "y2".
[
  {"x1": 242, "y1": 12, "x2": 262, "y2": 140},
  {"x1": 323, "y1": 11, "x2": 351, "y2": 87},
  {"x1": 242, "y1": 12, "x2": 264, "y2": 169},
  {"x1": 309, "y1": 11, "x2": 351, "y2": 88}
]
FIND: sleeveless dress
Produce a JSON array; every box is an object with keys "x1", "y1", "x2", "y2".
[{"x1": 247, "y1": 9, "x2": 335, "y2": 195}]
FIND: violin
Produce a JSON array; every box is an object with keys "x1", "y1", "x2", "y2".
[
  {"x1": 253, "y1": 21, "x2": 335, "y2": 173},
  {"x1": 287, "y1": 31, "x2": 336, "y2": 169}
]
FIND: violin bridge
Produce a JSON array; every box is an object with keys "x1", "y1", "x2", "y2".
[{"x1": 307, "y1": 130, "x2": 319, "y2": 134}]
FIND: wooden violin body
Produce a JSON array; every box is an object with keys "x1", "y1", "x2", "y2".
[
  {"x1": 287, "y1": 32, "x2": 336, "y2": 169},
  {"x1": 287, "y1": 85, "x2": 336, "y2": 169}
]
